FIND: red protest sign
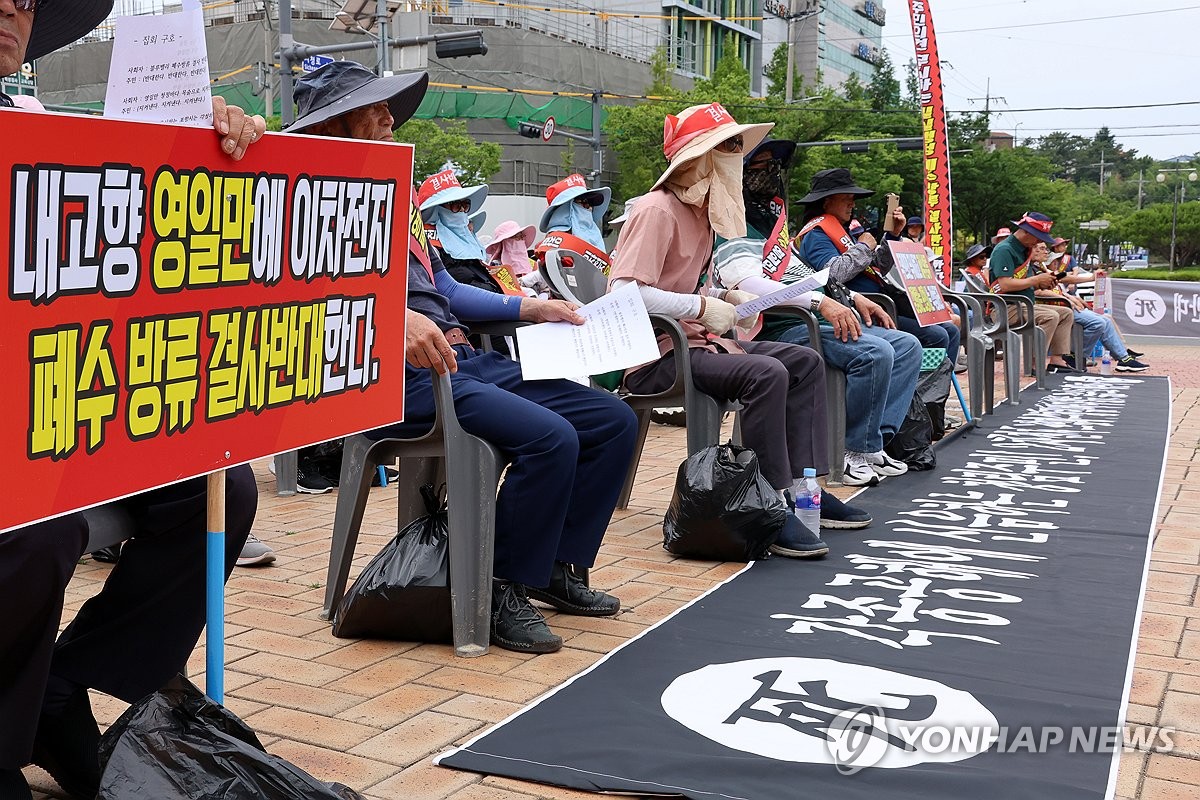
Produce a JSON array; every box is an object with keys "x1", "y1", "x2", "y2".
[
  {"x1": 1, "y1": 110, "x2": 413, "y2": 533},
  {"x1": 887, "y1": 240, "x2": 953, "y2": 327}
]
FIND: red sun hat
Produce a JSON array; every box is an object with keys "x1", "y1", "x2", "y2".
[
  {"x1": 417, "y1": 169, "x2": 488, "y2": 221},
  {"x1": 540, "y1": 173, "x2": 611, "y2": 232},
  {"x1": 650, "y1": 103, "x2": 773, "y2": 192}
]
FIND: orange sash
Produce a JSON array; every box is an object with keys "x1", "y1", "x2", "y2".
[
  {"x1": 534, "y1": 231, "x2": 612, "y2": 276},
  {"x1": 794, "y1": 214, "x2": 854, "y2": 254},
  {"x1": 409, "y1": 188, "x2": 432, "y2": 279}
]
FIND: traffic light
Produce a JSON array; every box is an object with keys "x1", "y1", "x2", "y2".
[
  {"x1": 841, "y1": 142, "x2": 869, "y2": 154},
  {"x1": 435, "y1": 33, "x2": 488, "y2": 59},
  {"x1": 895, "y1": 138, "x2": 922, "y2": 151},
  {"x1": 518, "y1": 121, "x2": 542, "y2": 139}
]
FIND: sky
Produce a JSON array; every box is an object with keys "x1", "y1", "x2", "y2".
[{"x1": 878, "y1": 0, "x2": 1200, "y2": 161}]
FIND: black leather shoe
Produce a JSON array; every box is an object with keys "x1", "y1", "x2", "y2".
[
  {"x1": 0, "y1": 769, "x2": 33, "y2": 800},
  {"x1": 491, "y1": 580, "x2": 562, "y2": 654},
  {"x1": 31, "y1": 688, "x2": 101, "y2": 800},
  {"x1": 525, "y1": 562, "x2": 621, "y2": 617}
]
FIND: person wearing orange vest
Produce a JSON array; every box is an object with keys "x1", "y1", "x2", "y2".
[
  {"x1": 535, "y1": 174, "x2": 614, "y2": 277},
  {"x1": 293, "y1": 61, "x2": 639, "y2": 655},
  {"x1": 988, "y1": 213, "x2": 1078, "y2": 373},
  {"x1": 718, "y1": 157, "x2": 922, "y2": 490}
]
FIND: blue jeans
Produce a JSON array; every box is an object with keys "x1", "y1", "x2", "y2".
[
  {"x1": 775, "y1": 323, "x2": 922, "y2": 453},
  {"x1": 897, "y1": 316, "x2": 961, "y2": 365},
  {"x1": 1074, "y1": 309, "x2": 1128, "y2": 359}
]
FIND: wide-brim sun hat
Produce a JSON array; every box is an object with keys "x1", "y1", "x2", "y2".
[
  {"x1": 289, "y1": 61, "x2": 428, "y2": 133},
  {"x1": 26, "y1": 0, "x2": 114, "y2": 62},
  {"x1": 964, "y1": 243, "x2": 991, "y2": 262},
  {"x1": 469, "y1": 210, "x2": 487, "y2": 233},
  {"x1": 417, "y1": 168, "x2": 488, "y2": 220},
  {"x1": 798, "y1": 168, "x2": 875, "y2": 204},
  {"x1": 650, "y1": 103, "x2": 773, "y2": 192},
  {"x1": 991, "y1": 227, "x2": 1012, "y2": 244},
  {"x1": 744, "y1": 138, "x2": 797, "y2": 167},
  {"x1": 484, "y1": 220, "x2": 537, "y2": 259},
  {"x1": 1010, "y1": 212, "x2": 1056, "y2": 245},
  {"x1": 539, "y1": 173, "x2": 611, "y2": 232}
]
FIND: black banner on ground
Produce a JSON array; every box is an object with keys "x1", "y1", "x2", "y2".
[{"x1": 439, "y1": 376, "x2": 1171, "y2": 800}]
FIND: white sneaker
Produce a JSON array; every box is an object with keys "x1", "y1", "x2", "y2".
[
  {"x1": 236, "y1": 534, "x2": 276, "y2": 567},
  {"x1": 867, "y1": 450, "x2": 908, "y2": 478},
  {"x1": 843, "y1": 452, "x2": 881, "y2": 486}
]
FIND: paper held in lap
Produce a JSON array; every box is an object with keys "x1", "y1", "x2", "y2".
[
  {"x1": 516, "y1": 282, "x2": 661, "y2": 381},
  {"x1": 733, "y1": 268, "x2": 830, "y2": 318}
]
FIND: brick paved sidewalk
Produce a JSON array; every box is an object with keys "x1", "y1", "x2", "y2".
[{"x1": 26, "y1": 345, "x2": 1200, "y2": 800}]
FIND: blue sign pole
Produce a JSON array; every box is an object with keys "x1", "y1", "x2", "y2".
[{"x1": 206, "y1": 471, "x2": 226, "y2": 704}]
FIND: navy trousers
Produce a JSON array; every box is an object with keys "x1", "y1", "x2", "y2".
[
  {"x1": 0, "y1": 467, "x2": 256, "y2": 768},
  {"x1": 376, "y1": 347, "x2": 639, "y2": 588}
]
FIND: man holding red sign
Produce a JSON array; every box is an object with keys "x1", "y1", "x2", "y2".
[
  {"x1": 1, "y1": 1, "x2": 267, "y2": 798},
  {"x1": 291, "y1": 62, "x2": 639, "y2": 655}
]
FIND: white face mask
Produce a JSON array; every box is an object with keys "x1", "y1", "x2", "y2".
[{"x1": 665, "y1": 150, "x2": 747, "y2": 240}]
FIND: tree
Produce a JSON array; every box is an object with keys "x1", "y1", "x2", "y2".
[
  {"x1": 393, "y1": 118, "x2": 501, "y2": 184},
  {"x1": 764, "y1": 44, "x2": 790, "y2": 100},
  {"x1": 867, "y1": 48, "x2": 902, "y2": 112},
  {"x1": 1121, "y1": 202, "x2": 1200, "y2": 267},
  {"x1": 947, "y1": 147, "x2": 1067, "y2": 243}
]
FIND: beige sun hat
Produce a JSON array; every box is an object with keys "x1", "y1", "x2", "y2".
[{"x1": 649, "y1": 103, "x2": 774, "y2": 192}]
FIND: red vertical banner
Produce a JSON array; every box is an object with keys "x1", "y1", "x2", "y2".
[{"x1": 908, "y1": 1, "x2": 953, "y2": 285}]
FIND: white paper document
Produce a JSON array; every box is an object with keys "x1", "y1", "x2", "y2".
[
  {"x1": 516, "y1": 282, "x2": 660, "y2": 381},
  {"x1": 733, "y1": 268, "x2": 830, "y2": 318},
  {"x1": 104, "y1": 0, "x2": 214, "y2": 127}
]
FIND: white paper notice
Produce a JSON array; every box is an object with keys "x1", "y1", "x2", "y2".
[
  {"x1": 516, "y1": 282, "x2": 661, "y2": 381},
  {"x1": 104, "y1": 0, "x2": 213, "y2": 127},
  {"x1": 734, "y1": 268, "x2": 830, "y2": 318}
]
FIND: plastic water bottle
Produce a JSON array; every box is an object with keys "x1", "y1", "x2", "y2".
[
  {"x1": 1092, "y1": 341, "x2": 1104, "y2": 359},
  {"x1": 1100, "y1": 349, "x2": 1114, "y2": 376},
  {"x1": 795, "y1": 468, "x2": 822, "y2": 532}
]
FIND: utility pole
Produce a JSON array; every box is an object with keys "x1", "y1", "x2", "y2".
[
  {"x1": 968, "y1": 78, "x2": 1005, "y2": 127},
  {"x1": 591, "y1": 91, "x2": 603, "y2": 186},
  {"x1": 375, "y1": 0, "x2": 390, "y2": 75},
  {"x1": 1099, "y1": 149, "x2": 1106, "y2": 194},
  {"x1": 279, "y1": 0, "x2": 295, "y2": 126},
  {"x1": 784, "y1": 0, "x2": 797, "y2": 104},
  {"x1": 262, "y1": 0, "x2": 274, "y2": 117},
  {"x1": 782, "y1": 0, "x2": 818, "y2": 103},
  {"x1": 1137, "y1": 168, "x2": 1145, "y2": 209}
]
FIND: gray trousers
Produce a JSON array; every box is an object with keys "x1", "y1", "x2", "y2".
[{"x1": 625, "y1": 340, "x2": 828, "y2": 489}]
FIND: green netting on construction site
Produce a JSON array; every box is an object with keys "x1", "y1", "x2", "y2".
[
  {"x1": 415, "y1": 90, "x2": 602, "y2": 130},
  {"x1": 58, "y1": 83, "x2": 604, "y2": 130}
]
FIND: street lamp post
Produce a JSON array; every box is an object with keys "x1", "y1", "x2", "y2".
[{"x1": 1156, "y1": 167, "x2": 1198, "y2": 271}]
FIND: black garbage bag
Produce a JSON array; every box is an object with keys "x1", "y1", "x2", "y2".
[
  {"x1": 663, "y1": 444, "x2": 788, "y2": 561},
  {"x1": 918, "y1": 358, "x2": 953, "y2": 441},
  {"x1": 885, "y1": 394, "x2": 936, "y2": 471},
  {"x1": 97, "y1": 674, "x2": 361, "y2": 800},
  {"x1": 332, "y1": 485, "x2": 452, "y2": 643}
]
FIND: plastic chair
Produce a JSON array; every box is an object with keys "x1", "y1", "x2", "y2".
[
  {"x1": 941, "y1": 291, "x2": 1003, "y2": 417},
  {"x1": 319, "y1": 371, "x2": 505, "y2": 658},
  {"x1": 962, "y1": 272, "x2": 1045, "y2": 395},
  {"x1": 540, "y1": 249, "x2": 735, "y2": 509}
]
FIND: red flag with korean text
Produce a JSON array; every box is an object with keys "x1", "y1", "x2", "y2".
[
  {"x1": 907, "y1": 0, "x2": 953, "y2": 285},
  {"x1": 0, "y1": 109, "x2": 415, "y2": 533}
]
